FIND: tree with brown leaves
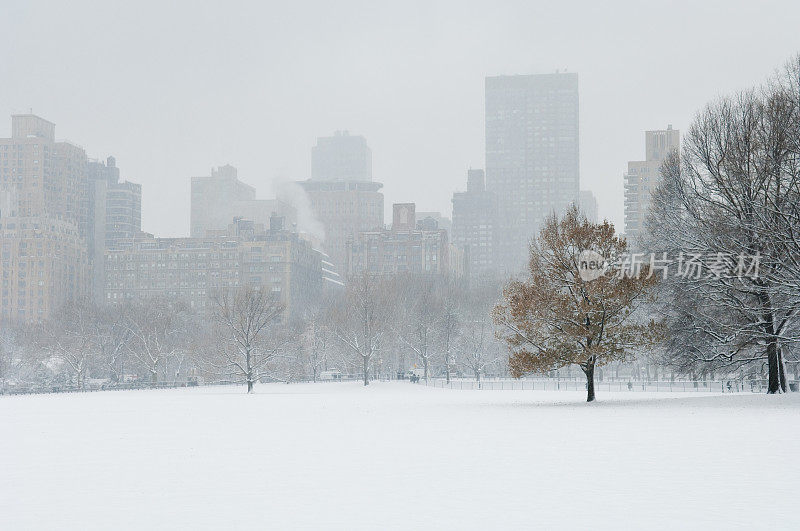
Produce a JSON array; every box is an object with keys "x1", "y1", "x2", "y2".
[{"x1": 493, "y1": 206, "x2": 661, "y2": 402}]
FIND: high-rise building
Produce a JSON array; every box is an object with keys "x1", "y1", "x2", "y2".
[
  {"x1": 623, "y1": 126, "x2": 680, "y2": 244},
  {"x1": 579, "y1": 190, "x2": 598, "y2": 223},
  {"x1": 0, "y1": 115, "x2": 90, "y2": 323},
  {"x1": 451, "y1": 169, "x2": 498, "y2": 277},
  {"x1": 311, "y1": 131, "x2": 372, "y2": 182},
  {"x1": 87, "y1": 156, "x2": 142, "y2": 303},
  {"x1": 190, "y1": 165, "x2": 296, "y2": 238},
  {"x1": 485, "y1": 72, "x2": 580, "y2": 272},
  {"x1": 299, "y1": 132, "x2": 383, "y2": 272}
]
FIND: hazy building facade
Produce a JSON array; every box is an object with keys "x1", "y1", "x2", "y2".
[
  {"x1": 623, "y1": 126, "x2": 680, "y2": 243},
  {"x1": 416, "y1": 211, "x2": 451, "y2": 235},
  {"x1": 0, "y1": 115, "x2": 89, "y2": 323},
  {"x1": 105, "y1": 217, "x2": 321, "y2": 318},
  {"x1": 451, "y1": 169, "x2": 498, "y2": 277},
  {"x1": 311, "y1": 131, "x2": 372, "y2": 182},
  {"x1": 579, "y1": 190, "x2": 598, "y2": 223},
  {"x1": 300, "y1": 133, "x2": 383, "y2": 272},
  {"x1": 87, "y1": 156, "x2": 142, "y2": 302},
  {"x1": 485, "y1": 72, "x2": 580, "y2": 272},
  {"x1": 190, "y1": 164, "x2": 296, "y2": 238},
  {"x1": 347, "y1": 203, "x2": 458, "y2": 278}
]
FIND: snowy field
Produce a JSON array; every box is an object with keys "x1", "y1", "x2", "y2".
[{"x1": 1, "y1": 383, "x2": 798, "y2": 530}]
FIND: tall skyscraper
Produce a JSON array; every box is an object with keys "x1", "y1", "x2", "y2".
[
  {"x1": 311, "y1": 131, "x2": 372, "y2": 182},
  {"x1": 485, "y1": 72, "x2": 580, "y2": 272},
  {"x1": 190, "y1": 165, "x2": 296, "y2": 238},
  {"x1": 451, "y1": 169, "x2": 498, "y2": 277},
  {"x1": 0, "y1": 115, "x2": 89, "y2": 323},
  {"x1": 623, "y1": 125, "x2": 680, "y2": 244}
]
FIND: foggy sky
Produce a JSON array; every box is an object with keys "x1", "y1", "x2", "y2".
[{"x1": 2, "y1": 0, "x2": 799, "y2": 237}]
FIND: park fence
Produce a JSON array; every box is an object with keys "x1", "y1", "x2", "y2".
[
  {"x1": 4, "y1": 375, "x2": 794, "y2": 396},
  {"x1": 417, "y1": 378, "x2": 790, "y2": 393}
]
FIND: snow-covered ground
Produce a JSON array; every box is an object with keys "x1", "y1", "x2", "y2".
[{"x1": 1, "y1": 383, "x2": 798, "y2": 530}]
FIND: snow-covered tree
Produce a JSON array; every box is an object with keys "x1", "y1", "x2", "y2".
[
  {"x1": 299, "y1": 300, "x2": 336, "y2": 382},
  {"x1": 455, "y1": 278, "x2": 502, "y2": 385},
  {"x1": 334, "y1": 273, "x2": 394, "y2": 386},
  {"x1": 126, "y1": 298, "x2": 190, "y2": 384},
  {"x1": 436, "y1": 278, "x2": 464, "y2": 384},
  {"x1": 95, "y1": 304, "x2": 133, "y2": 382},
  {"x1": 211, "y1": 286, "x2": 285, "y2": 393},
  {"x1": 647, "y1": 63, "x2": 800, "y2": 393},
  {"x1": 0, "y1": 326, "x2": 18, "y2": 392},
  {"x1": 394, "y1": 275, "x2": 441, "y2": 381},
  {"x1": 41, "y1": 301, "x2": 101, "y2": 389}
]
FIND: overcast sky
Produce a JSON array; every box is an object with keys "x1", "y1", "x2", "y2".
[{"x1": 2, "y1": 0, "x2": 799, "y2": 236}]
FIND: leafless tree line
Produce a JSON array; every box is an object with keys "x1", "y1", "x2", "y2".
[
  {"x1": 302, "y1": 273, "x2": 505, "y2": 386},
  {"x1": 0, "y1": 275, "x2": 508, "y2": 393}
]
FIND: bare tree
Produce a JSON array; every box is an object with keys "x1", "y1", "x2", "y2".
[
  {"x1": 333, "y1": 273, "x2": 393, "y2": 386},
  {"x1": 299, "y1": 299, "x2": 336, "y2": 382},
  {"x1": 0, "y1": 325, "x2": 17, "y2": 392},
  {"x1": 455, "y1": 278, "x2": 502, "y2": 385},
  {"x1": 0, "y1": 325, "x2": 49, "y2": 391},
  {"x1": 456, "y1": 316, "x2": 497, "y2": 387},
  {"x1": 211, "y1": 286, "x2": 285, "y2": 393},
  {"x1": 41, "y1": 301, "x2": 100, "y2": 389},
  {"x1": 437, "y1": 278, "x2": 464, "y2": 384},
  {"x1": 126, "y1": 299, "x2": 189, "y2": 384},
  {"x1": 646, "y1": 66, "x2": 800, "y2": 393},
  {"x1": 394, "y1": 275, "x2": 440, "y2": 381},
  {"x1": 95, "y1": 304, "x2": 133, "y2": 383}
]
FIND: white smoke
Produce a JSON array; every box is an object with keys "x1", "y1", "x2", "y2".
[{"x1": 275, "y1": 180, "x2": 326, "y2": 245}]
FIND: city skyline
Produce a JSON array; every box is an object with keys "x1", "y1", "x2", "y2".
[{"x1": 2, "y1": 1, "x2": 798, "y2": 237}]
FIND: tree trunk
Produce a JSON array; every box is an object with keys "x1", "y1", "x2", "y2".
[
  {"x1": 584, "y1": 359, "x2": 596, "y2": 402},
  {"x1": 246, "y1": 350, "x2": 254, "y2": 393},
  {"x1": 766, "y1": 339, "x2": 786, "y2": 394},
  {"x1": 760, "y1": 299, "x2": 786, "y2": 394},
  {"x1": 363, "y1": 356, "x2": 369, "y2": 386},
  {"x1": 423, "y1": 358, "x2": 429, "y2": 382}
]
